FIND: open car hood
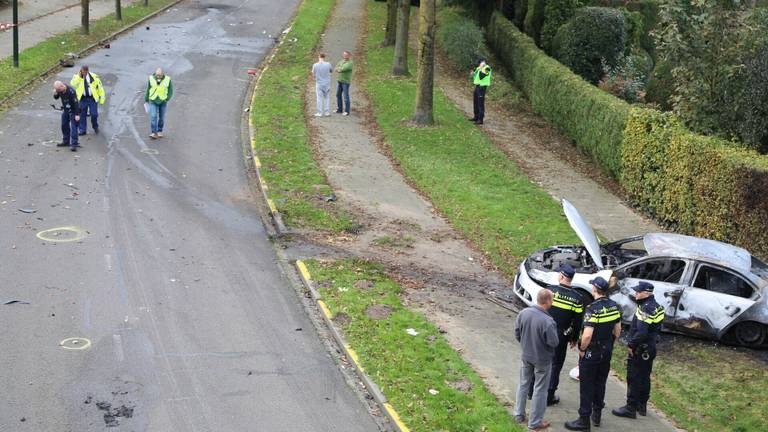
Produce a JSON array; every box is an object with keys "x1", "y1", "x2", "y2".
[{"x1": 562, "y1": 199, "x2": 603, "y2": 269}]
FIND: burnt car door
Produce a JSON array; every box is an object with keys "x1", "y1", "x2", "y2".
[
  {"x1": 612, "y1": 257, "x2": 689, "y2": 329},
  {"x1": 673, "y1": 262, "x2": 759, "y2": 339}
]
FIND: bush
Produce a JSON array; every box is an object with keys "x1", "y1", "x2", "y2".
[
  {"x1": 523, "y1": 0, "x2": 546, "y2": 45},
  {"x1": 553, "y1": 7, "x2": 627, "y2": 84},
  {"x1": 621, "y1": 8, "x2": 644, "y2": 53},
  {"x1": 644, "y1": 60, "x2": 673, "y2": 110},
  {"x1": 621, "y1": 109, "x2": 768, "y2": 258},
  {"x1": 738, "y1": 44, "x2": 768, "y2": 153},
  {"x1": 487, "y1": 12, "x2": 630, "y2": 176},
  {"x1": 437, "y1": 7, "x2": 486, "y2": 70},
  {"x1": 598, "y1": 55, "x2": 646, "y2": 103},
  {"x1": 540, "y1": 0, "x2": 582, "y2": 53}
]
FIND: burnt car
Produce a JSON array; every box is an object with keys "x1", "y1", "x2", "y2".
[{"x1": 513, "y1": 199, "x2": 768, "y2": 348}]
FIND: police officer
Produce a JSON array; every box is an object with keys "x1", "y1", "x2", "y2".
[
  {"x1": 469, "y1": 58, "x2": 491, "y2": 125},
  {"x1": 545, "y1": 263, "x2": 584, "y2": 405},
  {"x1": 70, "y1": 65, "x2": 106, "y2": 135},
  {"x1": 565, "y1": 276, "x2": 622, "y2": 431},
  {"x1": 612, "y1": 281, "x2": 664, "y2": 419},
  {"x1": 52, "y1": 81, "x2": 81, "y2": 152}
]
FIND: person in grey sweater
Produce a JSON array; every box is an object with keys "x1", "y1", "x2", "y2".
[{"x1": 514, "y1": 289, "x2": 560, "y2": 431}]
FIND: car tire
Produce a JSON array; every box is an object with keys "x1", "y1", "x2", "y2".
[{"x1": 728, "y1": 322, "x2": 766, "y2": 348}]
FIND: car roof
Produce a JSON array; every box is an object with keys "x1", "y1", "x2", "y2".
[{"x1": 644, "y1": 233, "x2": 752, "y2": 272}]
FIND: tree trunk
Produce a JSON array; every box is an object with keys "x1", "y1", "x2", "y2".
[
  {"x1": 144, "y1": 0, "x2": 149, "y2": 6},
  {"x1": 384, "y1": 0, "x2": 397, "y2": 46},
  {"x1": 115, "y1": 0, "x2": 122, "y2": 20},
  {"x1": 392, "y1": 0, "x2": 410, "y2": 76},
  {"x1": 413, "y1": 0, "x2": 436, "y2": 125},
  {"x1": 81, "y1": 0, "x2": 89, "y2": 35}
]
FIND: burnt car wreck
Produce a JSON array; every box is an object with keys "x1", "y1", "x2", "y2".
[{"x1": 513, "y1": 199, "x2": 768, "y2": 348}]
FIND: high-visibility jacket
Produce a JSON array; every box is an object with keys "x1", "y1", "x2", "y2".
[
  {"x1": 473, "y1": 64, "x2": 492, "y2": 87},
  {"x1": 70, "y1": 72, "x2": 106, "y2": 104},
  {"x1": 148, "y1": 75, "x2": 172, "y2": 102}
]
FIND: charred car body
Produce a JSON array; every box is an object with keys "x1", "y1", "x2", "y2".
[{"x1": 513, "y1": 199, "x2": 768, "y2": 348}]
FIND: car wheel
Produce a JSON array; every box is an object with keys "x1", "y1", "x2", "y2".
[{"x1": 729, "y1": 322, "x2": 766, "y2": 348}]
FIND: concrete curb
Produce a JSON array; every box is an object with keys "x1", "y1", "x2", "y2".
[
  {"x1": 295, "y1": 259, "x2": 410, "y2": 432},
  {"x1": 0, "y1": 0, "x2": 186, "y2": 110}
]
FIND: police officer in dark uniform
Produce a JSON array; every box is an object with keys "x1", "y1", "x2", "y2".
[
  {"x1": 52, "y1": 80, "x2": 81, "y2": 152},
  {"x1": 565, "y1": 276, "x2": 622, "y2": 431},
  {"x1": 612, "y1": 281, "x2": 664, "y2": 419},
  {"x1": 545, "y1": 263, "x2": 584, "y2": 405}
]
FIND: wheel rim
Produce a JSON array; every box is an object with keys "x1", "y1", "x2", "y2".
[{"x1": 735, "y1": 322, "x2": 765, "y2": 345}]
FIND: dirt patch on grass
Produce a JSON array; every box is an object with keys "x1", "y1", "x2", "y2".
[
  {"x1": 332, "y1": 312, "x2": 352, "y2": 327},
  {"x1": 448, "y1": 378, "x2": 473, "y2": 394},
  {"x1": 365, "y1": 304, "x2": 393, "y2": 320}
]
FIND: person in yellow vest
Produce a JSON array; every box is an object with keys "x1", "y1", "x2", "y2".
[
  {"x1": 70, "y1": 65, "x2": 106, "y2": 135},
  {"x1": 144, "y1": 68, "x2": 173, "y2": 139},
  {"x1": 469, "y1": 58, "x2": 492, "y2": 125}
]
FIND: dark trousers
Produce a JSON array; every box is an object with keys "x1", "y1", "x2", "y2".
[
  {"x1": 61, "y1": 111, "x2": 79, "y2": 147},
  {"x1": 626, "y1": 349, "x2": 656, "y2": 407},
  {"x1": 548, "y1": 333, "x2": 569, "y2": 398},
  {"x1": 336, "y1": 81, "x2": 350, "y2": 113},
  {"x1": 578, "y1": 357, "x2": 611, "y2": 417},
  {"x1": 473, "y1": 85, "x2": 487, "y2": 121},
  {"x1": 78, "y1": 97, "x2": 99, "y2": 133}
]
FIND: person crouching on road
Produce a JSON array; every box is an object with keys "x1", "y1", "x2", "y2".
[
  {"x1": 145, "y1": 68, "x2": 173, "y2": 139},
  {"x1": 514, "y1": 288, "x2": 560, "y2": 431},
  {"x1": 70, "y1": 65, "x2": 105, "y2": 135},
  {"x1": 565, "y1": 276, "x2": 622, "y2": 431},
  {"x1": 53, "y1": 81, "x2": 81, "y2": 152},
  {"x1": 612, "y1": 281, "x2": 664, "y2": 419},
  {"x1": 469, "y1": 58, "x2": 491, "y2": 125}
]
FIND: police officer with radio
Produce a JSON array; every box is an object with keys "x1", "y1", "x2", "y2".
[
  {"x1": 469, "y1": 58, "x2": 491, "y2": 125},
  {"x1": 52, "y1": 81, "x2": 81, "y2": 152},
  {"x1": 565, "y1": 276, "x2": 622, "y2": 431},
  {"x1": 612, "y1": 281, "x2": 664, "y2": 419},
  {"x1": 545, "y1": 263, "x2": 584, "y2": 406}
]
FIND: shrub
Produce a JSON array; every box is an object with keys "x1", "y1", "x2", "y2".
[
  {"x1": 487, "y1": 12, "x2": 630, "y2": 176},
  {"x1": 621, "y1": 109, "x2": 768, "y2": 258},
  {"x1": 437, "y1": 7, "x2": 486, "y2": 70},
  {"x1": 644, "y1": 60, "x2": 673, "y2": 110},
  {"x1": 523, "y1": 0, "x2": 546, "y2": 46},
  {"x1": 540, "y1": 0, "x2": 582, "y2": 53},
  {"x1": 552, "y1": 7, "x2": 627, "y2": 84},
  {"x1": 738, "y1": 43, "x2": 768, "y2": 153},
  {"x1": 598, "y1": 55, "x2": 646, "y2": 103},
  {"x1": 621, "y1": 8, "x2": 644, "y2": 53}
]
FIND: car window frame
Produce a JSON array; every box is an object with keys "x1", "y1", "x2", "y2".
[
  {"x1": 690, "y1": 262, "x2": 759, "y2": 300},
  {"x1": 617, "y1": 256, "x2": 689, "y2": 284}
]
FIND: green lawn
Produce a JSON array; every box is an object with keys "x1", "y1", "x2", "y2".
[
  {"x1": 250, "y1": 0, "x2": 355, "y2": 231},
  {"x1": 307, "y1": 259, "x2": 523, "y2": 432},
  {"x1": 363, "y1": 0, "x2": 576, "y2": 274},
  {"x1": 0, "y1": 0, "x2": 177, "y2": 102}
]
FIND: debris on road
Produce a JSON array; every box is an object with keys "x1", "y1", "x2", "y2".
[
  {"x1": 18, "y1": 208, "x2": 37, "y2": 214},
  {"x1": 3, "y1": 300, "x2": 30, "y2": 305}
]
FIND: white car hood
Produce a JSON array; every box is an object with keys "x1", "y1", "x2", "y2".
[{"x1": 563, "y1": 199, "x2": 603, "y2": 269}]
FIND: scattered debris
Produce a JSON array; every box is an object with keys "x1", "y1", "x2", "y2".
[
  {"x1": 3, "y1": 300, "x2": 30, "y2": 305},
  {"x1": 332, "y1": 312, "x2": 351, "y2": 326},
  {"x1": 428, "y1": 389, "x2": 439, "y2": 395},
  {"x1": 406, "y1": 328, "x2": 419, "y2": 336},
  {"x1": 365, "y1": 304, "x2": 392, "y2": 320},
  {"x1": 447, "y1": 378, "x2": 473, "y2": 393},
  {"x1": 294, "y1": 327, "x2": 302, "y2": 331},
  {"x1": 18, "y1": 208, "x2": 37, "y2": 214},
  {"x1": 95, "y1": 401, "x2": 134, "y2": 427},
  {"x1": 354, "y1": 280, "x2": 373, "y2": 290}
]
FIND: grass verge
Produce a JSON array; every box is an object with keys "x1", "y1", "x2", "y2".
[
  {"x1": 250, "y1": 0, "x2": 354, "y2": 231},
  {"x1": 363, "y1": 0, "x2": 576, "y2": 275},
  {"x1": 0, "y1": 0, "x2": 177, "y2": 102},
  {"x1": 307, "y1": 258, "x2": 523, "y2": 432}
]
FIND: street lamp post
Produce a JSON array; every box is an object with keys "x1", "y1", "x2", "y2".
[
  {"x1": 12, "y1": 0, "x2": 19, "y2": 67},
  {"x1": 116, "y1": 0, "x2": 122, "y2": 20}
]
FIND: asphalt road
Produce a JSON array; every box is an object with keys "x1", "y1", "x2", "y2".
[{"x1": 0, "y1": 1, "x2": 380, "y2": 431}]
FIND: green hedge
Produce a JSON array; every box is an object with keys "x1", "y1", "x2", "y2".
[
  {"x1": 487, "y1": 12, "x2": 629, "y2": 177},
  {"x1": 622, "y1": 109, "x2": 768, "y2": 258}
]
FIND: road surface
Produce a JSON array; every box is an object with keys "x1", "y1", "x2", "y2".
[{"x1": 0, "y1": 1, "x2": 380, "y2": 431}]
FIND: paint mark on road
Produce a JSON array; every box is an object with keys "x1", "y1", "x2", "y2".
[
  {"x1": 60, "y1": 337, "x2": 92, "y2": 350},
  {"x1": 140, "y1": 148, "x2": 160, "y2": 155},
  {"x1": 36, "y1": 226, "x2": 88, "y2": 242},
  {"x1": 113, "y1": 334, "x2": 124, "y2": 362},
  {"x1": 105, "y1": 253, "x2": 113, "y2": 271}
]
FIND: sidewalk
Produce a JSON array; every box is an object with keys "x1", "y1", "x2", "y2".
[
  {"x1": 302, "y1": 0, "x2": 678, "y2": 431},
  {"x1": 0, "y1": 0, "x2": 139, "y2": 57}
]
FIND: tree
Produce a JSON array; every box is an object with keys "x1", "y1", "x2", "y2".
[
  {"x1": 115, "y1": 0, "x2": 122, "y2": 20},
  {"x1": 413, "y1": 0, "x2": 436, "y2": 125},
  {"x1": 392, "y1": 0, "x2": 411, "y2": 76},
  {"x1": 81, "y1": 0, "x2": 89, "y2": 35},
  {"x1": 384, "y1": 0, "x2": 397, "y2": 46}
]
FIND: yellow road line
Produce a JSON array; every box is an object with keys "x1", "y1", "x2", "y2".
[
  {"x1": 296, "y1": 260, "x2": 311, "y2": 282},
  {"x1": 267, "y1": 199, "x2": 278, "y2": 214},
  {"x1": 251, "y1": 139, "x2": 257, "y2": 150},
  {"x1": 253, "y1": 155, "x2": 261, "y2": 167},
  {"x1": 345, "y1": 346, "x2": 364, "y2": 372},
  {"x1": 384, "y1": 403, "x2": 410, "y2": 432},
  {"x1": 317, "y1": 300, "x2": 333, "y2": 319}
]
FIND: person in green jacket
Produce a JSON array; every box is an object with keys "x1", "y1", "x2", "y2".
[
  {"x1": 144, "y1": 68, "x2": 173, "y2": 139},
  {"x1": 335, "y1": 51, "x2": 353, "y2": 116}
]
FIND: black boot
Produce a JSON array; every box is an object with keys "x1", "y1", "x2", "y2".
[
  {"x1": 591, "y1": 410, "x2": 601, "y2": 427},
  {"x1": 637, "y1": 404, "x2": 647, "y2": 416},
  {"x1": 565, "y1": 416, "x2": 591, "y2": 431},
  {"x1": 611, "y1": 405, "x2": 637, "y2": 419},
  {"x1": 547, "y1": 394, "x2": 560, "y2": 406}
]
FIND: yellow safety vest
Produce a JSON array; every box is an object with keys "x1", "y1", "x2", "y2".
[
  {"x1": 148, "y1": 75, "x2": 171, "y2": 102},
  {"x1": 70, "y1": 72, "x2": 106, "y2": 104},
  {"x1": 473, "y1": 65, "x2": 492, "y2": 87}
]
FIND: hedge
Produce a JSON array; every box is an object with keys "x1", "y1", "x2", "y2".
[
  {"x1": 622, "y1": 109, "x2": 768, "y2": 258},
  {"x1": 487, "y1": 12, "x2": 630, "y2": 177},
  {"x1": 488, "y1": 11, "x2": 768, "y2": 258}
]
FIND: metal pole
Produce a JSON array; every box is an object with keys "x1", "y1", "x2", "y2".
[
  {"x1": 12, "y1": 0, "x2": 19, "y2": 67},
  {"x1": 116, "y1": 0, "x2": 122, "y2": 20},
  {"x1": 144, "y1": 0, "x2": 149, "y2": 6},
  {"x1": 81, "y1": 0, "x2": 89, "y2": 35}
]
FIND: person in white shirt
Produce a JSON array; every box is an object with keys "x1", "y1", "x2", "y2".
[{"x1": 311, "y1": 53, "x2": 333, "y2": 117}]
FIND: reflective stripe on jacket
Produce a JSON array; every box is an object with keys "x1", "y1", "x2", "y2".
[
  {"x1": 148, "y1": 75, "x2": 172, "y2": 102},
  {"x1": 473, "y1": 65, "x2": 492, "y2": 86},
  {"x1": 70, "y1": 72, "x2": 106, "y2": 104}
]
